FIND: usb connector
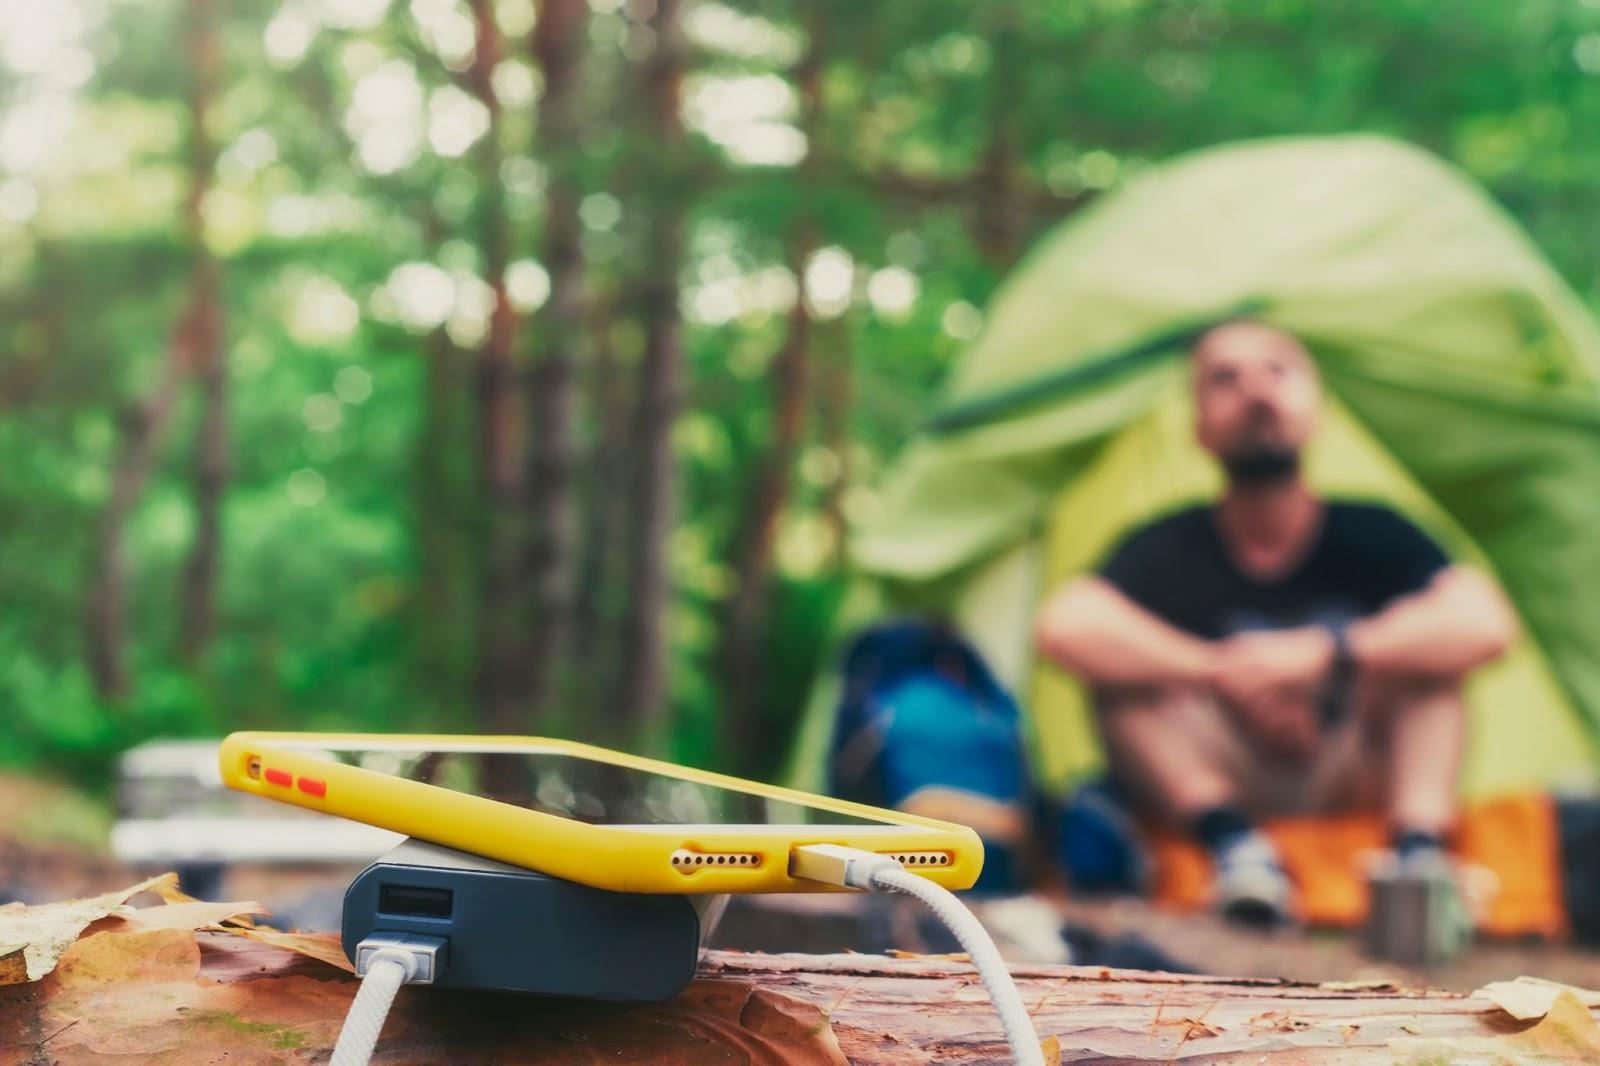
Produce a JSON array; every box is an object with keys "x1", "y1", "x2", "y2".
[
  {"x1": 788, "y1": 843, "x2": 903, "y2": 889},
  {"x1": 332, "y1": 933, "x2": 450, "y2": 1066},
  {"x1": 353, "y1": 932, "x2": 448, "y2": 985}
]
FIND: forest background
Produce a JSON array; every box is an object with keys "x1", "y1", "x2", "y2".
[{"x1": 5, "y1": 0, "x2": 1600, "y2": 791}]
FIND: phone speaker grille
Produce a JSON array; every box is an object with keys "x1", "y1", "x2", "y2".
[
  {"x1": 671, "y1": 848, "x2": 762, "y2": 871},
  {"x1": 880, "y1": 851, "x2": 953, "y2": 868}
]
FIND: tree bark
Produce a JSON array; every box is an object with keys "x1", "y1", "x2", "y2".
[
  {"x1": 970, "y1": 7, "x2": 1024, "y2": 269},
  {"x1": 24, "y1": 923, "x2": 1572, "y2": 1066},
  {"x1": 177, "y1": 0, "x2": 226, "y2": 663},
  {"x1": 816, "y1": 318, "x2": 851, "y2": 564},
  {"x1": 414, "y1": 324, "x2": 474, "y2": 701},
  {"x1": 178, "y1": 285, "x2": 226, "y2": 666},
  {"x1": 616, "y1": 0, "x2": 687, "y2": 749},
  {"x1": 464, "y1": 0, "x2": 527, "y2": 733},
  {"x1": 718, "y1": 259, "x2": 811, "y2": 774},
  {"x1": 571, "y1": 287, "x2": 629, "y2": 724},
  {"x1": 515, "y1": 0, "x2": 588, "y2": 733},
  {"x1": 84, "y1": 362, "x2": 186, "y2": 701},
  {"x1": 716, "y1": 33, "x2": 823, "y2": 774},
  {"x1": 87, "y1": 0, "x2": 222, "y2": 698}
]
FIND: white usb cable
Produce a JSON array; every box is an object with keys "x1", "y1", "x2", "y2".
[
  {"x1": 790, "y1": 843, "x2": 1047, "y2": 1066},
  {"x1": 330, "y1": 933, "x2": 446, "y2": 1066}
]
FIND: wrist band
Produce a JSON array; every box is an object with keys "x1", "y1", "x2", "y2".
[{"x1": 1319, "y1": 621, "x2": 1356, "y2": 728}]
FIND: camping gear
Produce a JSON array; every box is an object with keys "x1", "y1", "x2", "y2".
[
  {"x1": 1556, "y1": 795, "x2": 1600, "y2": 944},
  {"x1": 1146, "y1": 793, "x2": 1566, "y2": 937},
  {"x1": 1363, "y1": 852, "x2": 1473, "y2": 966},
  {"x1": 788, "y1": 134, "x2": 1600, "y2": 817},
  {"x1": 827, "y1": 620, "x2": 1030, "y2": 892},
  {"x1": 1054, "y1": 776, "x2": 1147, "y2": 894}
]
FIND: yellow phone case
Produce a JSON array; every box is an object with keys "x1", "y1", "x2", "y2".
[{"x1": 218, "y1": 732, "x2": 984, "y2": 894}]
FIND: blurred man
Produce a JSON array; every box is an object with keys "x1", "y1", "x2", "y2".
[{"x1": 1034, "y1": 322, "x2": 1515, "y2": 924}]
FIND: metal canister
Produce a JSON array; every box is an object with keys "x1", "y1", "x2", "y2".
[{"x1": 1363, "y1": 852, "x2": 1473, "y2": 967}]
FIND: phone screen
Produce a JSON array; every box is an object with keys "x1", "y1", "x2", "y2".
[{"x1": 276, "y1": 742, "x2": 896, "y2": 828}]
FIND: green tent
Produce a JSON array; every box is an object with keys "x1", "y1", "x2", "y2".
[{"x1": 788, "y1": 134, "x2": 1600, "y2": 802}]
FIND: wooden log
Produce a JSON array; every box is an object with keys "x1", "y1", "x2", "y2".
[{"x1": 5, "y1": 924, "x2": 1595, "y2": 1064}]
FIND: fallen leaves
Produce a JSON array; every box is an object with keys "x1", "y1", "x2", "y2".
[
  {"x1": 1473, "y1": 975, "x2": 1600, "y2": 1021},
  {"x1": 0, "y1": 873, "x2": 176, "y2": 984},
  {"x1": 0, "y1": 875, "x2": 854, "y2": 1064},
  {"x1": 0, "y1": 947, "x2": 26, "y2": 985},
  {"x1": 0, "y1": 874, "x2": 282, "y2": 993},
  {"x1": 118, "y1": 899, "x2": 267, "y2": 933},
  {"x1": 1, "y1": 927, "x2": 348, "y2": 1062},
  {"x1": 218, "y1": 926, "x2": 355, "y2": 973},
  {"x1": 1392, "y1": 990, "x2": 1600, "y2": 1064}
]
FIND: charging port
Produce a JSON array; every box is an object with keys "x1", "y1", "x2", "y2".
[{"x1": 378, "y1": 884, "x2": 453, "y2": 919}]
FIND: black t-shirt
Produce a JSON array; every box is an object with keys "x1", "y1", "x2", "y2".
[{"x1": 1098, "y1": 502, "x2": 1450, "y2": 639}]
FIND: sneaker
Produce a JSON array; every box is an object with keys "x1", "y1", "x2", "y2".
[
  {"x1": 968, "y1": 895, "x2": 1075, "y2": 965},
  {"x1": 1055, "y1": 777, "x2": 1149, "y2": 895},
  {"x1": 1394, "y1": 840, "x2": 1453, "y2": 879},
  {"x1": 1213, "y1": 830, "x2": 1294, "y2": 928}
]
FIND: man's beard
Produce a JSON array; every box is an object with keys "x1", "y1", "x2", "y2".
[{"x1": 1222, "y1": 446, "x2": 1300, "y2": 487}]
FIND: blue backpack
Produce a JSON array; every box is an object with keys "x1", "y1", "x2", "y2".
[{"x1": 827, "y1": 621, "x2": 1029, "y2": 890}]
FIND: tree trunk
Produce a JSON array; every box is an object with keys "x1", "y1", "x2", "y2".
[
  {"x1": 177, "y1": 0, "x2": 226, "y2": 666},
  {"x1": 970, "y1": 6, "x2": 1025, "y2": 269},
  {"x1": 88, "y1": 0, "x2": 222, "y2": 698},
  {"x1": 516, "y1": 0, "x2": 588, "y2": 733},
  {"x1": 816, "y1": 318, "x2": 851, "y2": 565},
  {"x1": 179, "y1": 285, "x2": 226, "y2": 665},
  {"x1": 616, "y1": 0, "x2": 687, "y2": 750},
  {"x1": 465, "y1": 0, "x2": 527, "y2": 734},
  {"x1": 571, "y1": 287, "x2": 629, "y2": 730},
  {"x1": 717, "y1": 34, "x2": 823, "y2": 774},
  {"x1": 414, "y1": 325, "x2": 473, "y2": 703},
  {"x1": 84, "y1": 362, "x2": 186, "y2": 701}
]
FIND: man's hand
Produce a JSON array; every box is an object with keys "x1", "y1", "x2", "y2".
[
  {"x1": 1211, "y1": 627, "x2": 1336, "y2": 761},
  {"x1": 1228, "y1": 692, "x2": 1321, "y2": 762},
  {"x1": 1213, "y1": 627, "x2": 1336, "y2": 703}
]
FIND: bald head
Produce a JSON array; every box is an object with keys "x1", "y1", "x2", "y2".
[{"x1": 1191, "y1": 322, "x2": 1321, "y2": 484}]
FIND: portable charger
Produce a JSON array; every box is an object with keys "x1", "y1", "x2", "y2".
[{"x1": 340, "y1": 838, "x2": 725, "y2": 1001}]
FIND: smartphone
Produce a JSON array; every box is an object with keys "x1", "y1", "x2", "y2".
[{"x1": 219, "y1": 732, "x2": 983, "y2": 894}]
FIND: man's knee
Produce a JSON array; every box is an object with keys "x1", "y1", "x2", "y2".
[
  {"x1": 1095, "y1": 685, "x2": 1229, "y2": 757},
  {"x1": 1095, "y1": 683, "x2": 1199, "y2": 717},
  {"x1": 1360, "y1": 675, "x2": 1466, "y2": 722}
]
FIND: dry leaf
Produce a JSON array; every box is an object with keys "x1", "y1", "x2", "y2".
[
  {"x1": 1474, "y1": 976, "x2": 1600, "y2": 1021},
  {"x1": 216, "y1": 926, "x2": 355, "y2": 973},
  {"x1": 119, "y1": 900, "x2": 267, "y2": 932},
  {"x1": 138, "y1": 875, "x2": 263, "y2": 930},
  {"x1": 1393, "y1": 990, "x2": 1600, "y2": 1064},
  {"x1": 0, "y1": 926, "x2": 353, "y2": 1062},
  {"x1": 1039, "y1": 1033, "x2": 1061, "y2": 1065},
  {"x1": 1510, "y1": 990, "x2": 1600, "y2": 1060},
  {"x1": 0, "y1": 945, "x2": 25, "y2": 984},
  {"x1": 138, "y1": 872, "x2": 187, "y2": 903},
  {"x1": 0, "y1": 873, "x2": 175, "y2": 985}
]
